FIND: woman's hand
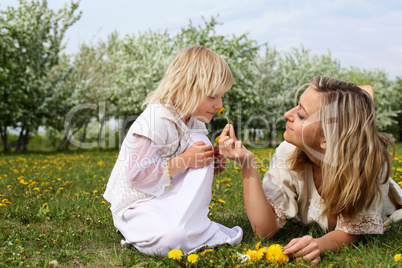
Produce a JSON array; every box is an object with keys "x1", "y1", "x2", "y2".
[
  {"x1": 283, "y1": 230, "x2": 360, "y2": 265},
  {"x1": 283, "y1": 235, "x2": 321, "y2": 264},
  {"x1": 219, "y1": 124, "x2": 254, "y2": 165}
]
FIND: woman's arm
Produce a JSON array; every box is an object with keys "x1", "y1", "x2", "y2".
[
  {"x1": 283, "y1": 230, "x2": 360, "y2": 264},
  {"x1": 219, "y1": 124, "x2": 278, "y2": 238},
  {"x1": 241, "y1": 155, "x2": 278, "y2": 238}
]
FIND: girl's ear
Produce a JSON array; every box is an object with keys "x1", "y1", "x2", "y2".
[{"x1": 320, "y1": 136, "x2": 326, "y2": 150}]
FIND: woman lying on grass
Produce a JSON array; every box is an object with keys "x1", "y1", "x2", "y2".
[{"x1": 219, "y1": 76, "x2": 402, "y2": 264}]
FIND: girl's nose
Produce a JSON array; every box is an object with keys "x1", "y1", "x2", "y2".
[{"x1": 215, "y1": 98, "x2": 223, "y2": 109}]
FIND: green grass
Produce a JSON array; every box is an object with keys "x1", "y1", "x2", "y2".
[{"x1": 0, "y1": 145, "x2": 402, "y2": 267}]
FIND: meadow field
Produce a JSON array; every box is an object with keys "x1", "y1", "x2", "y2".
[{"x1": 0, "y1": 144, "x2": 401, "y2": 267}]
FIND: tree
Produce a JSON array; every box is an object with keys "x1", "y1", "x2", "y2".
[
  {"x1": 342, "y1": 67, "x2": 401, "y2": 133},
  {"x1": 0, "y1": 0, "x2": 81, "y2": 152}
]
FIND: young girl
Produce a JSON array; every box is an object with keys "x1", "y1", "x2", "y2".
[
  {"x1": 103, "y1": 46, "x2": 242, "y2": 256},
  {"x1": 219, "y1": 76, "x2": 402, "y2": 264}
]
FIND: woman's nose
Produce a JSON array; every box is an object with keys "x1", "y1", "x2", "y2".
[{"x1": 284, "y1": 107, "x2": 295, "y2": 121}]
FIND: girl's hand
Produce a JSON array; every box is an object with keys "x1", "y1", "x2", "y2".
[
  {"x1": 214, "y1": 148, "x2": 226, "y2": 174},
  {"x1": 181, "y1": 141, "x2": 215, "y2": 169},
  {"x1": 283, "y1": 235, "x2": 321, "y2": 264},
  {"x1": 219, "y1": 124, "x2": 254, "y2": 164}
]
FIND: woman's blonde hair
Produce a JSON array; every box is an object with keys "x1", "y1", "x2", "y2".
[
  {"x1": 143, "y1": 45, "x2": 233, "y2": 119},
  {"x1": 288, "y1": 76, "x2": 394, "y2": 220}
]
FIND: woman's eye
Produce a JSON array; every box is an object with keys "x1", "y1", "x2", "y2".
[
  {"x1": 297, "y1": 113, "x2": 305, "y2": 120},
  {"x1": 208, "y1": 96, "x2": 216, "y2": 100}
]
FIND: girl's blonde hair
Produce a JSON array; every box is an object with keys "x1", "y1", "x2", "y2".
[
  {"x1": 143, "y1": 45, "x2": 233, "y2": 119},
  {"x1": 288, "y1": 76, "x2": 394, "y2": 220}
]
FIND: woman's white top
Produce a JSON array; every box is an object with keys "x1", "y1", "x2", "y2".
[{"x1": 263, "y1": 141, "x2": 402, "y2": 235}]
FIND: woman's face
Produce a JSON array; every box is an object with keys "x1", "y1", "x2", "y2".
[{"x1": 284, "y1": 86, "x2": 325, "y2": 154}]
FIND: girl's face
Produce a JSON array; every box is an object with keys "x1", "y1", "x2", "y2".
[
  {"x1": 284, "y1": 86, "x2": 325, "y2": 154},
  {"x1": 192, "y1": 93, "x2": 225, "y2": 123}
]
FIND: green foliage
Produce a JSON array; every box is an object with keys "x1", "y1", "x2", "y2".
[
  {"x1": 342, "y1": 67, "x2": 401, "y2": 132},
  {"x1": 1, "y1": 8, "x2": 402, "y2": 151},
  {"x1": 0, "y1": 0, "x2": 81, "y2": 151}
]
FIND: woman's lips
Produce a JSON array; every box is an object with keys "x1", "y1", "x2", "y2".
[{"x1": 286, "y1": 125, "x2": 293, "y2": 131}]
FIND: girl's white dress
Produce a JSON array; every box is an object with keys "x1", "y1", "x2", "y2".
[{"x1": 105, "y1": 104, "x2": 242, "y2": 257}]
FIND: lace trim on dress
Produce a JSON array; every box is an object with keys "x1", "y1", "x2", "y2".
[
  {"x1": 336, "y1": 213, "x2": 384, "y2": 235},
  {"x1": 307, "y1": 203, "x2": 323, "y2": 222},
  {"x1": 266, "y1": 197, "x2": 287, "y2": 229}
]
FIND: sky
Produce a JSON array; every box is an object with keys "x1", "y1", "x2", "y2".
[{"x1": 2, "y1": 0, "x2": 402, "y2": 79}]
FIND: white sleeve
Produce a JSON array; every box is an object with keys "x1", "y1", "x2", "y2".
[{"x1": 126, "y1": 134, "x2": 170, "y2": 196}]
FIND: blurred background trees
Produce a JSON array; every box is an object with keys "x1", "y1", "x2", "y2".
[
  {"x1": 1, "y1": 1, "x2": 401, "y2": 152},
  {"x1": 0, "y1": 0, "x2": 81, "y2": 151}
]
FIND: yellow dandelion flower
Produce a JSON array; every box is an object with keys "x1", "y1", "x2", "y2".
[
  {"x1": 93, "y1": 190, "x2": 98, "y2": 193},
  {"x1": 217, "y1": 107, "x2": 229, "y2": 123},
  {"x1": 167, "y1": 249, "x2": 183, "y2": 261},
  {"x1": 257, "y1": 248, "x2": 268, "y2": 260},
  {"x1": 245, "y1": 249, "x2": 259, "y2": 261},
  {"x1": 217, "y1": 199, "x2": 226, "y2": 204},
  {"x1": 42, "y1": 203, "x2": 48, "y2": 209},
  {"x1": 33, "y1": 187, "x2": 40, "y2": 192},
  {"x1": 255, "y1": 242, "x2": 261, "y2": 250},
  {"x1": 213, "y1": 136, "x2": 220, "y2": 148},
  {"x1": 218, "y1": 107, "x2": 226, "y2": 116},
  {"x1": 265, "y1": 244, "x2": 289, "y2": 265},
  {"x1": 187, "y1": 254, "x2": 199, "y2": 263},
  {"x1": 395, "y1": 254, "x2": 401, "y2": 262},
  {"x1": 59, "y1": 187, "x2": 64, "y2": 191},
  {"x1": 101, "y1": 201, "x2": 106, "y2": 204},
  {"x1": 200, "y1": 249, "x2": 214, "y2": 255},
  {"x1": 2, "y1": 199, "x2": 11, "y2": 204}
]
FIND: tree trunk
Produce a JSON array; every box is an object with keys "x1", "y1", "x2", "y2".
[
  {"x1": 22, "y1": 128, "x2": 30, "y2": 151},
  {"x1": 268, "y1": 126, "x2": 273, "y2": 146},
  {"x1": 98, "y1": 115, "x2": 106, "y2": 149},
  {"x1": 0, "y1": 124, "x2": 8, "y2": 152},
  {"x1": 16, "y1": 124, "x2": 26, "y2": 151},
  {"x1": 58, "y1": 120, "x2": 72, "y2": 150},
  {"x1": 80, "y1": 123, "x2": 88, "y2": 147}
]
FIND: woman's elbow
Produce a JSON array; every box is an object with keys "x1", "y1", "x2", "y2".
[{"x1": 253, "y1": 224, "x2": 277, "y2": 240}]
